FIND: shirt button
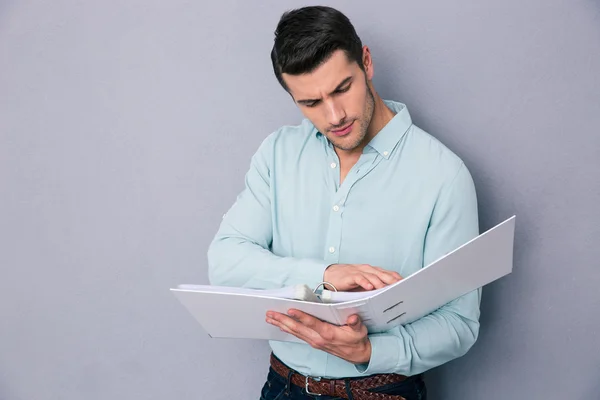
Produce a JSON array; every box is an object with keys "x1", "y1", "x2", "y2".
[
  {"x1": 329, "y1": 247, "x2": 335, "y2": 253},
  {"x1": 330, "y1": 162, "x2": 337, "y2": 168},
  {"x1": 332, "y1": 205, "x2": 340, "y2": 212},
  {"x1": 383, "y1": 151, "x2": 389, "y2": 156}
]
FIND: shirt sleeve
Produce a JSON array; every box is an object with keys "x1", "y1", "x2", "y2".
[
  {"x1": 356, "y1": 162, "x2": 481, "y2": 376},
  {"x1": 207, "y1": 134, "x2": 330, "y2": 290}
]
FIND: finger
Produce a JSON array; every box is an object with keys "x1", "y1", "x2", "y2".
[
  {"x1": 287, "y1": 309, "x2": 320, "y2": 329},
  {"x1": 361, "y1": 272, "x2": 388, "y2": 289},
  {"x1": 268, "y1": 311, "x2": 320, "y2": 341},
  {"x1": 268, "y1": 317, "x2": 313, "y2": 343},
  {"x1": 353, "y1": 275, "x2": 375, "y2": 291},
  {"x1": 268, "y1": 316, "x2": 328, "y2": 350},
  {"x1": 359, "y1": 265, "x2": 402, "y2": 283},
  {"x1": 268, "y1": 312, "x2": 299, "y2": 330},
  {"x1": 371, "y1": 267, "x2": 403, "y2": 283},
  {"x1": 266, "y1": 311, "x2": 286, "y2": 320},
  {"x1": 267, "y1": 315, "x2": 303, "y2": 336},
  {"x1": 289, "y1": 311, "x2": 337, "y2": 341},
  {"x1": 376, "y1": 271, "x2": 402, "y2": 285}
]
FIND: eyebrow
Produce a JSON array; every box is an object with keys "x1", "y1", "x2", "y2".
[{"x1": 296, "y1": 76, "x2": 353, "y2": 106}]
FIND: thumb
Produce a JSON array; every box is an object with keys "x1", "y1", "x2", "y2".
[{"x1": 347, "y1": 315, "x2": 363, "y2": 331}]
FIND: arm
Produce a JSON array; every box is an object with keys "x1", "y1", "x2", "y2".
[
  {"x1": 207, "y1": 134, "x2": 329, "y2": 290},
  {"x1": 357, "y1": 162, "x2": 481, "y2": 376}
]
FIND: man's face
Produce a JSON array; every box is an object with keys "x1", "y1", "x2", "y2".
[{"x1": 282, "y1": 49, "x2": 375, "y2": 153}]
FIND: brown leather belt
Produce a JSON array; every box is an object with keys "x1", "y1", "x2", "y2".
[{"x1": 270, "y1": 353, "x2": 408, "y2": 400}]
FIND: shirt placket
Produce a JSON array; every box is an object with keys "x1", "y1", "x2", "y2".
[{"x1": 323, "y1": 149, "x2": 381, "y2": 264}]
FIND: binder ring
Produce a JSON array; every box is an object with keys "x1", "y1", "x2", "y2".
[{"x1": 313, "y1": 281, "x2": 337, "y2": 293}]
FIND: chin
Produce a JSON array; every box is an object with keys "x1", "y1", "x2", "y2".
[{"x1": 333, "y1": 137, "x2": 362, "y2": 151}]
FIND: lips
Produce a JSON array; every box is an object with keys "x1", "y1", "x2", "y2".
[{"x1": 330, "y1": 121, "x2": 354, "y2": 137}]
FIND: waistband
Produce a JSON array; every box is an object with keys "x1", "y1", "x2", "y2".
[{"x1": 269, "y1": 353, "x2": 409, "y2": 400}]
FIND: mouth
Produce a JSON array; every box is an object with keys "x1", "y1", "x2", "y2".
[{"x1": 330, "y1": 121, "x2": 354, "y2": 137}]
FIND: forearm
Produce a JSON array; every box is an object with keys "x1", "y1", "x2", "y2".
[
  {"x1": 206, "y1": 133, "x2": 330, "y2": 290},
  {"x1": 357, "y1": 289, "x2": 481, "y2": 376},
  {"x1": 207, "y1": 233, "x2": 329, "y2": 290}
]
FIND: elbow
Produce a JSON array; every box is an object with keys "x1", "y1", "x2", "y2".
[
  {"x1": 446, "y1": 296, "x2": 481, "y2": 359},
  {"x1": 206, "y1": 236, "x2": 249, "y2": 287},
  {"x1": 207, "y1": 256, "x2": 230, "y2": 287},
  {"x1": 206, "y1": 238, "x2": 230, "y2": 286},
  {"x1": 436, "y1": 309, "x2": 480, "y2": 361},
  {"x1": 207, "y1": 264, "x2": 224, "y2": 286},
  {"x1": 454, "y1": 319, "x2": 480, "y2": 358}
]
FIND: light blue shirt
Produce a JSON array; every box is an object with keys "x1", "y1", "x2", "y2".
[{"x1": 207, "y1": 100, "x2": 481, "y2": 378}]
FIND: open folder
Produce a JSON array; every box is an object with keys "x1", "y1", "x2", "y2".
[{"x1": 171, "y1": 216, "x2": 515, "y2": 343}]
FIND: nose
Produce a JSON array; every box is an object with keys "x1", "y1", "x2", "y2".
[{"x1": 325, "y1": 99, "x2": 346, "y2": 127}]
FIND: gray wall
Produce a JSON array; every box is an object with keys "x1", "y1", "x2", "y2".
[{"x1": 1, "y1": 0, "x2": 599, "y2": 399}]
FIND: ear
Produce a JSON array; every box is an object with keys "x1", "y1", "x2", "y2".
[{"x1": 362, "y1": 46, "x2": 374, "y2": 80}]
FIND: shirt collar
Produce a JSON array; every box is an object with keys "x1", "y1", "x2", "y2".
[
  {"x1": 365, "y1": 100, "x2": 412, "y2": 159},
  {"x1": 313, "y1": 100, "x2": 413, "y2": 159}
]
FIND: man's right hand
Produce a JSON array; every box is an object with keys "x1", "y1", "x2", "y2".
[{"x1": 322, "y1": 264, "x2": 402, "y2": 292}]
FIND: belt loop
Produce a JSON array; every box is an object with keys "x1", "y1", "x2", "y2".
[
  {"x1": 284, "y1": 369, "x2": 294, "y2": 395},
  {"x1": 344, "y1": 379, "x2": 354, "y2": 400}
]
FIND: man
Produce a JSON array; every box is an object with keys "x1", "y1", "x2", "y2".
[{"x1": 207, "y1": 5, "x2": 480, "y2": 400}]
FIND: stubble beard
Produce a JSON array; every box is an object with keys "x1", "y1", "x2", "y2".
[{"x1": 330, "y1": 84, "x2": 375, "y2": 152}]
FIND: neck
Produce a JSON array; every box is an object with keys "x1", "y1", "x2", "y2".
[
  {"x1": 367, "y1": 95, "x2": 395, "y2": 140},
  {"x1": 336, "y1": 92, "x2": 395, "y2": 163}
]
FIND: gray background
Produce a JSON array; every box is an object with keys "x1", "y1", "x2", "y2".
[{"x1": 1, "y1": 0, "x2": 599, "y2": 399}]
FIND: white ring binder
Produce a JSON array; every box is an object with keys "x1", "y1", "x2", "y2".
[{"x1": 313, "y1": 282, "x2": 338, "y2": 293}]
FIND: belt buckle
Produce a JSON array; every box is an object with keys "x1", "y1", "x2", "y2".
[{"x1": 305, "y1": 375, "x2": 322, "y2": 396}]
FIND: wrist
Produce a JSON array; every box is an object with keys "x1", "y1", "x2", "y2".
[
  {"x1": 355, "y1": 338, "x2": 372, "y2": 364},
  {"x1": 322, "y1": 264, "x2": 337, "y2": 290}
]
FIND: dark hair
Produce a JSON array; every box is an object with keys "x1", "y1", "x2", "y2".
[{"x1": 271, "y1": 6, "x2": 364, "y2": 91}]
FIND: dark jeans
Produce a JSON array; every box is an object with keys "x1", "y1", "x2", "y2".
[{"x1": 260, "y1": 367, "x2": 427, "y2": 400}]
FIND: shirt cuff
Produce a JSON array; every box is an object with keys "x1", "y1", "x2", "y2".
[
  {"x1": 294, "y1": 259, "x2": 330, "y2": 289},
  {"x1": 355, "y1": 334, "x2": 401, "y2": 375}
]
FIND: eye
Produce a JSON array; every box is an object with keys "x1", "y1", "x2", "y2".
[
  {"x1": 305, "y1": 100, "x2": 320, "y2": 108},
  {"x1": 336, "y1": 85, "x2": 351, "y2": 94}
]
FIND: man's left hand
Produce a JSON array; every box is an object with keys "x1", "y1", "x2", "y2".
[{"x1": 266, "y1": 310, "x2": 371, "y2": 364}]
